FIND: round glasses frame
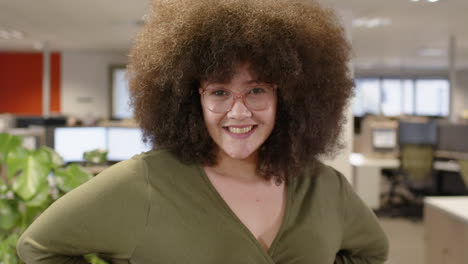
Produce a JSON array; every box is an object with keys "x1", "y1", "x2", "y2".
[{"x1": 199, "y1": 87, "x2": 277, "y2": 113}]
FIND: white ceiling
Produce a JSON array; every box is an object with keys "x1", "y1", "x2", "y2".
[{"x1": 1, "y1": 0, "x2": 467, "y2": 72}]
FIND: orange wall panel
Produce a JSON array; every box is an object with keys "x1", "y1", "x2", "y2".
[
  {"x1": 51, "y1": 53, "x2": 61, "y2": 113},
  {"x1": 0, "y1": 52, "x2": 61, "y2": 115}
]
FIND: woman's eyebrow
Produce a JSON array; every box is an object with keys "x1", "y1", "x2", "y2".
[{"x1": 245, "y1": 80, "x2": 274, "y2": 86}]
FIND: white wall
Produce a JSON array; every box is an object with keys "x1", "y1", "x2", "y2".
[{"x1": 61, "y1": 51, "x2": 127, "y2": 119}]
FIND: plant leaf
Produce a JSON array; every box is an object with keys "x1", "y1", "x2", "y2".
[
  {"x1": 0, "y1": 233, "x2": 20, "y2": 264},
  {"x1": 12, "y1": 151, "x2": 51, "y2": 201},
  {"x1": 54, "y1": 164, "x2": 92, "y2": 193},
  {"x1": 41, "y1": 146, "x2": 64, "y2": 169},
  {"x1": 0, "y1": 199, "x2": 20, "y2": 232},
  {"x1": 85, "y1": 254, "x2": 109, "y2": 264},
  {"x1": 83, "y1": 149, "x2": 108, "y2": 164},
  {"x1": 6, "y1": 146, "x2": 29, "y2": 181},
  {"x1": 0, "y1": 133, "x2": 23, "y2": 164},
  {"x1": 24, "y1": 182, "x2": 51, "y2": 208},
  {"x1": 0, "y1": 180, "x2": 9, "y2": 194}
]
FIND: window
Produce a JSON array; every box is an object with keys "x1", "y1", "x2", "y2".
[
  {"x1": 111, "y1": 66, "x2": 132, "y2": 119},
  {"x1": 352, "y1": 78, "x2": 380, "y2": 116},
  {"x1": 381, "y1": 79, "x2": 402, "y2": 116},
  {"x1": 415, "y1": 79, "x2": 449, "y2": 116},
  {"x1": 402, "y1": 80, "x2": 414, "y2": 115},
  {"x1": 353, "y1": 77, "x2": 449, "y2": 117}
]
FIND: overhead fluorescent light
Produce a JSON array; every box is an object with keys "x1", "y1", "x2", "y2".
[
  {"x1": 11, "y1": 30, "x2": 24, "y2": 39},
  {"x1": 0, "y1": 28, "x2": 25, "y2": 40},
  {"x1": 33, "y1": 42, "x2": 44, "y2": 50},
  {"x1": 427, "y1": 0, "x2": 440, "y2": 2},
  {"x1": 353, "y1": 17, "x2": 391, "y2": 28},
  {"x1": 418, "y1": 48, "x2": 446, "y2": 57},
  {"x1": 0, "y1": 30, "x2": 10, "y2": 39}
]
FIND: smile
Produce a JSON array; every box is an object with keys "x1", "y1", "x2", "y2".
[
  {"x1": 223, "y1": 125, "x2": 258, "y2": 137},
  {"x1": 228, "y1": 126, "x2": 254, "y2": 134}
]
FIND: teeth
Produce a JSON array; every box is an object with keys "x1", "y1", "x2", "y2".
[{"x1": 228, "y1": 126, "x2": 254, "y2": 134}]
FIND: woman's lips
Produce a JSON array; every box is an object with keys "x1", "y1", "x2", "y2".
[{"x1": 223, "y1": 125, "x2": 258, "y2": 138}]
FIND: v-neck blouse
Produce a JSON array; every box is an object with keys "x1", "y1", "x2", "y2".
[{"x1": 17, "y1": 150, "x2": 389, "y2": 264}]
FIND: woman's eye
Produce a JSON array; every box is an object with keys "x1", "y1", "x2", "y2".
[
  {"x1": 209, "y1": 89, "x2": 230, "y2": 97},
  {"x1": 249, "y1": 87, "x2": 266, "y2": 94}
]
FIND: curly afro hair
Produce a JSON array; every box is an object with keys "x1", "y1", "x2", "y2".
[{"x1": 128, "y1": 0, "x2": 354, "y2": 182}]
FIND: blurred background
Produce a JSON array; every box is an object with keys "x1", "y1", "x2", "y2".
[{"x1": 0, "y1": 0, "x2": 467, "y2": 263}]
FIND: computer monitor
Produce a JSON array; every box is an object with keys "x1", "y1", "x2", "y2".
[
  {"x1": 16, "y1": 116, "x2": 67, "y2": 128},
  {"x1": 399, "y1": 121, "x2": 438, "y2": 145},
  {"x1": 107, "y1": 127, "x2": 151, "y2": 161},
  {"x1": 372, "y1": 128, "x2": 397, "y2": 150},
  {"x1": 54, "y1": 127, "x2": 107, "y2": 163},
  {"x1": 437, "y1": 124, "x2": 468, "y2": 153}
]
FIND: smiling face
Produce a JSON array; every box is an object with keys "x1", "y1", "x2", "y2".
[{"x1": 200, "y1": 64, "x2": 277, "y2": 161}]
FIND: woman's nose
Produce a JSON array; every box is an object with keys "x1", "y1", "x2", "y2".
[{"x1": 227, "y1": 98, "x2": 252, "y2": 119}]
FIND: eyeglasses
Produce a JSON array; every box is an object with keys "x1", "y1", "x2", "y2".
[{"x1": 199, "y1": 86, "x2": 276, "y2": 113}]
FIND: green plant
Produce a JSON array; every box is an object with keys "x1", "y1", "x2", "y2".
[
  {"x1": 0, "y1": 133, "x2": 106, "y2": 264},
  {"x1": 83, "y1": 149, "x2": 108, "y2": 165}
]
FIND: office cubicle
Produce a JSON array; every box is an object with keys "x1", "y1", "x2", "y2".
[
  {"x1": 437, "y1": 123, "x2": 468, "y2": 154},
  {"x1": 433, "y1": 122, "x2": 468, "y2": 195}
]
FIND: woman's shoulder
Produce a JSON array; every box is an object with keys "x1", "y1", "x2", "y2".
[
  {"x1": 292, "y1": 160, "x2": 351, "y2": 197},
  {"x1": 104, "y1": 149, "x2": 181, "y2": 173},
  {"x1": 134, "y1": 148, "x2": 181, "y2": 164},
  {"x1": 134, "y1": 149, "x2": 196, "y2": 173}
]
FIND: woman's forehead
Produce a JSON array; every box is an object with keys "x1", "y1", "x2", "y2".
[{"x1": 201, "y1": 63, "x2": 271, "y2": 85}]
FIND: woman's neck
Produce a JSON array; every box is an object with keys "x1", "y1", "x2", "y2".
[{"x1": 206, "y1": 150, "x2": 266, "y2": 183}]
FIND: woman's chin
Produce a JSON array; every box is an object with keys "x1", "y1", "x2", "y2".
[{"x1": 222, "y1": 149, "x2": 258, "y2": 161}]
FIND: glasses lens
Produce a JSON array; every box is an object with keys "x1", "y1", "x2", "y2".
[
  {"x1": 203, "y1": 86, "x2": 275, "y2": 113},
  {"x1": 204, "y1": 88, "x2": 232, "y2": 113},
  {"x1": 245, "y1": 87, "x2": 275, "y2": 110}
]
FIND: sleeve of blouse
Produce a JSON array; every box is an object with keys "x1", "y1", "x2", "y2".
[
  {"x1": 333, "y1": 169, "x2": 389, "y2": 264},
  {"x1": 16, "y1": 157, "x2": 151, "y2": 264}
]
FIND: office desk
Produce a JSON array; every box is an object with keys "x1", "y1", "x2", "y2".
[
  {"x1": 434, "y1": 160, "x2": 460, "y2": 172},
  {"x1": 435, "y1": 150, "x2": 468, "y2": 161},
  {"x1": 424, "y1": 197, "x2": 468, "y2": 264},
  {"x1": 350, "y1": 153, "x2": 400, "y2": 209},
  {"x1": 433, "y1": 160, "x2": 468, "y2": 195}
]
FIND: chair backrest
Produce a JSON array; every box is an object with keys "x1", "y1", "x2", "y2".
[
  {"x1": 458, "y1": 159, "x2": 468, "y2": 186},
  {"x1": 400, "y1": 144, "x2": 434, "y2": 182}
]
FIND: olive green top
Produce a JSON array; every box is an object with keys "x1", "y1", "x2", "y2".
[{"x1": 17, "y1": 150, "x2": 388, "y2": 264}]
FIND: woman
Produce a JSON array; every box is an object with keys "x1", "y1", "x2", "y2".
[{"x1": 17, "y1": 0, "x2": 389, "y2": 263}]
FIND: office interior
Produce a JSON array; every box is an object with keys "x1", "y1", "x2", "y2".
[{"x1": 1, "y1": 0, "x2": 468, "y2": 263}]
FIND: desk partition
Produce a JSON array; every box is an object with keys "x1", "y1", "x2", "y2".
[
  {"x1": 399, "y1": 120, "x2": 438, "y2": 145},
  {"x1": 437, "y1": 124, "x2": 468, "y2": 153}
]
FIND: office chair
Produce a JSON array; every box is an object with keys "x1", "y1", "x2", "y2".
[
  {"x1": 400, "y1": 145, "x2": 434, "y2": 195},
  {"x1": 379, "y1": 144, "x2": 435, "y2": 219},
  {"x1": 458, "y1": 159, "x2": 468, "y2": 190}
]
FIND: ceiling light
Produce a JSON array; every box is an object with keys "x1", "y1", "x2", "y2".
[
  {"x1": 427, "y1": 0, "x2": 439, "y2": 2},
  {"x1": 0, "y1": 30, "x2": 10, "y2": 39},
  {"x1": 418, "y1": 48, "x2": 446, "y2": 57},
  {"x1": 10, "y1": 30, "x2": 24, "y2": 39},
  {"x1": 33, "y1": 42, "x2": 44, "y2": 50},
  {"x1": 0, "y1": 28, "x2": 25, "y2": 40},
  {"x1": 352, "y1": 17, "x2": 391, "y2": 28}
]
